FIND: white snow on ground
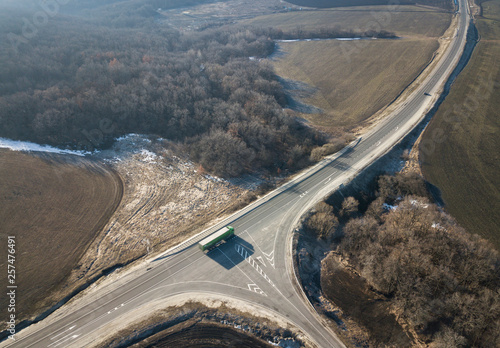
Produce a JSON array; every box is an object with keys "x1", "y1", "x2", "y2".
[
  {"x1": 0, "y1": 137, "x2": 91, "y2": 156},
  {"x1": 0, "y1": 133, "x2": 227, "y2": 184},
  {"x1": 115, "y1": 133, "x2": 154, "y2": 144},
  {"x1": 431, "y1": 223, "x2": 445, "y2": 230},
  {"x1": 276, "y1": 37, "x2": 368, "y2": 43},
  {"x1": 410, "y1": 199, "x2": 429, "y2": 209},
  {"x1": 383, "y1": 203, "x2": 398, "y2": 211},
  {"x1": 204, "y1": 174, "x2": 226, "y2": 183},
  {"x1": 139, "y1": 149, "x2": 159, "y2": 164}
]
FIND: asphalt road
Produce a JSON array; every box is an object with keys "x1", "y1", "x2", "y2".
[{"x1": 2, "y1": 2, "x2": 470, "y2": 347}]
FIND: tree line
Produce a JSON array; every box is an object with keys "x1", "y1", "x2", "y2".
[
  {"x1": 254, "y1": 27, "x2": 397, "y2": 40},
  {"x1": 306, "y1": 173, "x2": 499, "y2": 347},
  {"x1": 0, "y1": 7, "x2": 330, "y2": 177}
]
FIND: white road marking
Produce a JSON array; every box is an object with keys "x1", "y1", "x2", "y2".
[
  {"x1": 18, "y1": 250, "x2": 207, "y2": 348},
  {"x1": 243, "y1": 230, "x2": 276, "y2": 269},
  {"x1": 376, "y1": 141, "x2": 381, "y2": 147},
  {"x1": 47, "y1": 334, "x2": 79, "y2": 347},
  {"x1": 235, "y1": 244, "x2": 275, "y2": 288},
  {"x1": 50, "y1": 326, "x2": 75, "y2": 340},
  {"x1": 217, "y1": 248, "x2": 266, "y2": 296},
  {"x1": 262, "y1": 249, "x2": 275, "y2": 268},
  {"x1": 247, "y1": 283, "x2": 265, "y2": 295},
  {"x1": 262, "y1": 250, "x2": 273, "y2": 258},
  {"x1": 256, "y1": 256, "x2": 266, "y2": 266}
]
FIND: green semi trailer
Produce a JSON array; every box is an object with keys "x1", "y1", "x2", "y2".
[{"x1": 198, "y1": 226, "x2": 234, "y2": 251}]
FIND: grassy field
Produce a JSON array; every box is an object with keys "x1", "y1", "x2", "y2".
[
  {"x1": 273, "y1": 38, "x2": 440, "y2": 130},
  {"x1": 286, "y1": 0, "x2": 408, "y2": 7},
  {"x1": 0, "y1": 150, "x2": 123, "y2": 323},
  {"x1": 285, "y1": 0, "x2": 452, "y2": 9},
  {"x1": 246, "y1": 5, "x2": 451, "y2": 133},
  {"x1": 420, "y1": 0, "x2": 500, "y2": 249},
  {"x1": 244, "y1": 5, "x2": 452, "y2": 38}
]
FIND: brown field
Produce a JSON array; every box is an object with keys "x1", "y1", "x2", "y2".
[
  {"x1": 249, "y1": 5, "x2": 452, "y2": 133},
  {"x1": 286, "y1": 0, "x2": 412, "y2": 8},
  {"x1": 0, "y1": 150, "x2": 123, "y2": 323},
  {"x1": 419, "y1": 1, "x2": 500, "y2": 250},
  {"x1": 244, "y1": 5, "x2": 452, "y2": 38},
  {"x1": 273, "y1": 38, "x2": 440, "y2": 130}
]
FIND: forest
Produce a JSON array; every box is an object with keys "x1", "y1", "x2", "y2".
[
  {"x1": 306, "y1": 173, "x2": 500, "y2": 346},
  {"x1": 0, "y1": 1, "x2": 342, "y2": 177},
  {"x1": 0, "y1": 0, "x2": 404, "y2": 177}
]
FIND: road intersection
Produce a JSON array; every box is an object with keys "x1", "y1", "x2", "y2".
[{"x1": 2, "y1": 1, "x2": 470, "y2": 347}]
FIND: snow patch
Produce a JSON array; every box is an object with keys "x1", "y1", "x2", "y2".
[
  {"x1": 410, "y1": 199, "x2": 429, "y2": 209},
  {"x1": 139, "y1": 149, "x2": 160, "y2": 164},
  {"x1": 431, "y1": 223, "x2": 445, "y2": 230},
  {"x1": 204, "y1": 174, "x2": 226, "y2": 183},
  {"x1": 0, "y1": 137, "x2": 91, "y2": 156},
  {"x1": 383, "y1": 203, "x2": 398, "y2": 211},
  {"x1": 115, "y1": 133, "x2": 145, "y2": 142}
]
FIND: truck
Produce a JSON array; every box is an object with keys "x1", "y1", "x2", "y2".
[{"x1": 198, "y1": 226, "x2": 235, "y2": 251}]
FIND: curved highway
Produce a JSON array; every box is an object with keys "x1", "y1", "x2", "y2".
[{"x1": 2, "y1": 1, "x2": 470, "y2": 347}]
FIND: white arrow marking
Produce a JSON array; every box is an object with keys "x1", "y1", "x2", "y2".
[
  {"x1": 247, "y1": 283, "x2": 266, "y2": 296},
  {"x1": 262, "y1": 250, "x2": 275, "y2": 268},
  {"x1": 262, "y1": 250, "x2": 273, "y2": 258},
  {"x1": 257, "y1": 256, "x2": 266, "y2": 266}
]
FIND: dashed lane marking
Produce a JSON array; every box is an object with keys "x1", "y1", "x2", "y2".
[
  {"x1": 47, "y1": 334, "x2": 79, "y2": 348},
  {"x1": 50, "y1": 326, "x2": 75, "y2": 340}
]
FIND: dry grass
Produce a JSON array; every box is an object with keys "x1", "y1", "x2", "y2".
[
  {"x1": 0, "y1": 137, "x2": 252, "y2": 327},
  {"x1": 0, "y1": 150, "x2": 123, "y2": 322},
  {"x1": 244, "y1": 5, "x2": 452, "y2": 38},
  {"x1": 60, "y1": 137, "x2": 251, "y2": 299},
  {"x1": 273, "y1": 38, "x2": 440, "y2": 130},
  {"x1": 419, "y1": 3, "x2": 500, "y2": 250},
  {"x1": 251, "y1": 5, "x2": 452, "y2": 133}
]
